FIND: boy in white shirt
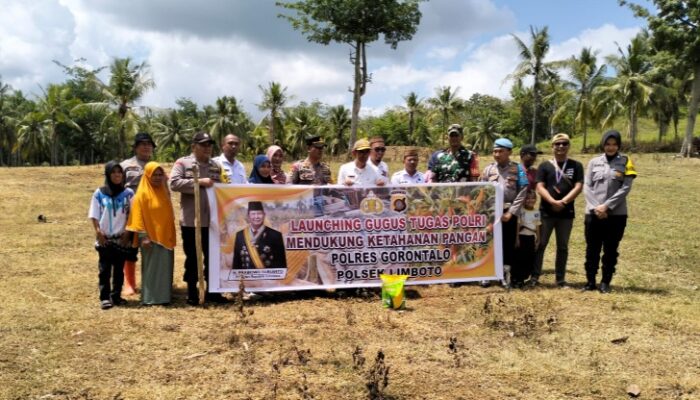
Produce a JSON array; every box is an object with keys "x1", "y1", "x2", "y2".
[{"x1": 514, "y1": 190, "x2": 541, "y2": 288}]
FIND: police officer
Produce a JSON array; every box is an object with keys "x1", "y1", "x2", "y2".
[
  {"x1": 480, "y1": 138, "x2": 529, "y2": 288},
  {"x1": 120, "y1": 132, "x2": 156, "y2": 295},
  {"x1": 289, "y1": 135, "x2": 333, "y2": 185},
  {"x1": 121, "y1": 132, "x2": 156, "y2": 191},
  {"x1": 169, "y1": 132, "x2": 226, "y2": 304},
  {"x1": 231, "y1": 201, "x2": 287, "y2": 271}
]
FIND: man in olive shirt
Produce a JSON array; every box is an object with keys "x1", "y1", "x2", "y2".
[{"x1": 169, "y1": 132, "x2": 227, "y2": 304}]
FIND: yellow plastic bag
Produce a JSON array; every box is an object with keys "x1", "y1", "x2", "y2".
[{"x1": 380, "y1": 274, "x2": 408, "y2": 309}]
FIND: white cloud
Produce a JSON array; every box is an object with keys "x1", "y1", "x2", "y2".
[
  {"x1": 548, "y1": 24, "x2": 641, "y2": 62},
  {"x1": 426, "y1": 47, "x2": 459, "y2": 60}
]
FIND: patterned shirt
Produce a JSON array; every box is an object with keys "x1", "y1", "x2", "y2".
[
  {"x1": 289, "y1": 158, "x2": 333, "y2": 185},
  {"x1": 430, "y1": 147, "x2": 480, "y2": 182}
]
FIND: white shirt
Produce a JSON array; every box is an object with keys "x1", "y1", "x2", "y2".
[
  {"x1": 518, "y1": 208, "x2": 541, "y2": 236},
  {"x1": 369, "y1": 160, "x2": 389, "y2": 178},
  {"x1": 391, "y1": 169, "x2": 425, "y2": 185},
  {"x1": 338, "y1": 161, "x2": 382, "y2": 186},
  {"x1": 214, "y1": 154, "x2": 247, "y2": 184}
]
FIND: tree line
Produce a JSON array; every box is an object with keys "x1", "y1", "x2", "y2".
[{"x1": 0, "y1": 0, "x2": 698, "y2": 166}]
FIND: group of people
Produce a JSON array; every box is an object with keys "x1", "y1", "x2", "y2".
[{"x1": 88, "y1": 123, "x2": 636, "y2": 309}]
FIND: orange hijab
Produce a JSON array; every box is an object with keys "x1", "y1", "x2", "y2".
[{"x1": 126, "y1": 162, "x2": 177, "y2": 250}]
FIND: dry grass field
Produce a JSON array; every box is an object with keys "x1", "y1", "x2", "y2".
[{"x1": 0, "y1": 153, "x2": 699, "y2": 400}]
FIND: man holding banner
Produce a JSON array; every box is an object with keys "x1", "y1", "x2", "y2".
[
  {"x1": 169, "y1": 132, "x2": 227, "y2": 305},
  {"x1": 232, "y1": 201, "x2": 287, "y2": 270}
]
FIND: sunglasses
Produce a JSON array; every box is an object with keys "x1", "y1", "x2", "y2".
[
  {"x1": 356, "y1": 149, "x2": 370, "y2": 154},
  {"x1": 372, "y1": 147, "x2": 386, "y2": 152},
  {"x1": 553, "y1": 142, "x2": 570, "y2": 147}
]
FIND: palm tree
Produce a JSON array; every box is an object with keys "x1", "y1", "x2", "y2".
[
  {"x1": 36, "y1": 84, "x2": 81, "y2": 165},
  {"x1": 208, "y1": 96, "x2": 246, "y2": 143},
  {"x1": 326, "y1": 105, "x2": 351, "y2": 156},
  {"x1": 506, "y1": 25, "x2": 558, "y2": 144},
  {"x1": 258, "y1": 82, "x2": 290, "y2": 145},
  {"x1": 403, "y1": 91, "x2": 423, "y2": 140},
  {"x1": 596, "y1": 33, "x2": 655, "y2": 148},
  {"x1": 15, "y1": 112, "x2": 49, "y2": 164},
  {"x1": 77, "y1": 58, "x2": 155, "y2": 159},
  {"x1": 0, "y1": 77, "x2": 18, "y2": 166},
  {"x1": 427, "y1": 86, "x2": 461, "y2": 146},
  {"x1": 284, "y1": 105, "x2": 322, "y2": 159},
  {"x1": 553, "y1": 48, "x2": 607, "y2": 150},
  {"x1": 153, "y1": 110, "x2": 195, "y2": 158}
]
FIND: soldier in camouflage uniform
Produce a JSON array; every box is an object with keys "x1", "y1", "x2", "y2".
[
  {"x1": 289, "y1": 135, "x2": 333, "y2": 185},
  {"x1": 430, "y1": 124, "x2": 480, "y2": 182}
]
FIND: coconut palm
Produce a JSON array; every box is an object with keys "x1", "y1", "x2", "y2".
[
  {"x1": 506, "y1": 26, "x2": 559, "y2": 144},
  {"x1": 36, "y1": 84, "x2": 81, "y2": 165},
  {"x1": 15, "y1": 112, "x2": 50, "y2": 164},
  {"x1": 76, "y1": 57, "x2": 155, "y2": 159},
  {"x1": 427, "y1": 86, "x2": 461, "y2": 146},
  {"x1": 403, "y1": 91, "x2": 423, "y2": 141},
  {"x1": 153, "y1": 110, "x2": 195, "y2": 158},
  {"x1": 326, "y1": 105, "x2": 351, "y2": 156},
  {"x1": 552, "y1": 48, "x2": 607, "y2": 150},
  {"x1": 208, "y1": 96, "x2": 247, "y2": 143},
  {"x1": 596, "y1": 33, "x2": 655, "y2": 147},
  {"x1": 258, "y1": 81, "x2": 290, "y2": 145},
  {"x1": 0, "y1": 77, "x2": 18, "y2": 165},
  {"x1": 284, "y1": 105, "x2": 322, "y2": 159}
]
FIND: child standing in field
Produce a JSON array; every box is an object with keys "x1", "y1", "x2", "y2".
[
  {"x1": 88, "y1": 161, "x2": 135, "y2": 309},
  {"x1": 513, "y1": 190, "x2": 541, "y2": 288}
]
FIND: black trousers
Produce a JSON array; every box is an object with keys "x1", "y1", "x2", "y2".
[
  {"x1": 97, "y1": 245, "x2": 126, "y2": 301},
  {"x1": 584, "y1": 214, "x2": 627, "y2": 284},
  {"x1": 181, "y1": 226, "x2": 211, "y2": 299},
  {"x1": 513, "y1": 234, "x2": 536, "y2": 284},
  {"x1": 502, "y1": 216, "x2": 518, "y2": 268}
]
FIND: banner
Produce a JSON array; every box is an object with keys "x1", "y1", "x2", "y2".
[{"x1": 207, "y1": 182, "x2": 503, "y2": 292}]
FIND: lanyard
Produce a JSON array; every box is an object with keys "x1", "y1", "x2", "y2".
[{"x1": 551, "y1": 159, "x2": 568, "y2": 184}]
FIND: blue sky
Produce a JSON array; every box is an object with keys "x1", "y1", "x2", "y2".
[{"x1": 0, "y1": 0, "x2": 645, "y2": 120}]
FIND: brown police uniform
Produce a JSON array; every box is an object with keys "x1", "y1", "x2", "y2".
[
  {"x1": 169, "y1": 154, "x2": 224, "y2": 227},
  {"x1": 120, "y1": 156, "x2": 147, "y2": 192}
]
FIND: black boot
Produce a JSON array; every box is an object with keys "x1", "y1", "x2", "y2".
[
  {"x1": 599, "y1": 282, "x2": 611, "y2": 293},
  {"x1": 582, "y1": 273, "x2": 597, "y2": 291},
  {"x1": 187, "y1": 283, "x2": 199, "y2": 305}
]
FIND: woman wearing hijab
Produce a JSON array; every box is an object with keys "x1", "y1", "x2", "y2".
[
  {"x1": 582, "y1": 130, "x2": 637, "y2": 293},
  {"x1": 248, "y1": 155, "x2": 274, "y2": 184},
  {"x1": 88, "y1": 161, "x2": 135, "y2": 310},
  {"x1": 266, "y1": 145, "x2": 287, "y2": 184},
  {"x1": 126, "y1": 162, "x2": 177, "y2": 305}
]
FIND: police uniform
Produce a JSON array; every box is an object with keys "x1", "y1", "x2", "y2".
[
  {"x1": 120, "y1": 156, "x2": 147, "y2": 192},
  {"x1": 582, "y1": 130, "x2": 637, "y2": 291},
  {"x1": 169, "y1": 132, "x2": 225, "y2": 303},
  {"x1": 289, "y1": 157, "x2": 333, "y2": 185},
  {"x1": 481, "y1": 140, "x2": 529, "y2": 275},
  {"x1": 232, "y1": 226, "x2": 287, "y2": 269}
]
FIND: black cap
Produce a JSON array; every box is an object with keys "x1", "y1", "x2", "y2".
[
  {"x1": 520, "y1": 144, "x2": 543, "y2": 155},
  {"x1": 248, "y1": 201, "x2": 264, "y2": 212},
  {"x1": 133, "y1": 132, "x2": 156, "y2": 148},
  {"x1": 305, "y1": 135, "x2": 326, "y2": 148},
  {"x1": 192, "y1": 131, "x2": 215, "y2": 144}
]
